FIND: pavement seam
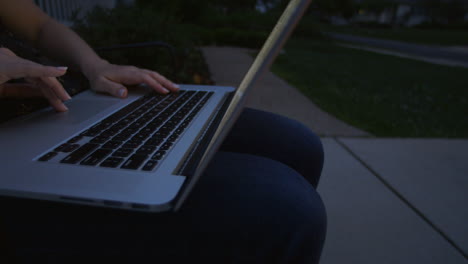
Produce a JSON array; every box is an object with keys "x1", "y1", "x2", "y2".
[
  {"x1": 201, "y1": 46, "x2": 371, "y2": 137},
  {"x1": 333, "y1": 137, "x2": 468, "y2": 260},
  {"x1": 336, "y1": 43, "x2": 468, "y2": 68}
]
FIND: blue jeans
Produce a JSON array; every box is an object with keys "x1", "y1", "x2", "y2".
[{"x1": 2, "y1": 108, "x2": 327, "y2": 263}]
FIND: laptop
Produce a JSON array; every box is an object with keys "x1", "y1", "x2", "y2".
[{"x1": 0, "y1": 0, "x2": 311, "y2": 212}]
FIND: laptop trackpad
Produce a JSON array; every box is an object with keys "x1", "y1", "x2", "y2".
[{"x1": 40, "y1": 99, "x2": 119, "y2": 125}]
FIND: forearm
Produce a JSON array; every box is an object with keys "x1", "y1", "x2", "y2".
[
  {"x1": 0, "y1": 0, "x2": 178, "y2": 100},
  {"x1": 35, "y1": 18, "x2": 107, "y2": 78},
  {"x1": 34, "y1": 17, "x2": 178, "y2": 98}
]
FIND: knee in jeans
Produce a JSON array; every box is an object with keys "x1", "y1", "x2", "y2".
[
  {"x1": 288, "y1": 119, "x2": 324, "y2": 161},
  {"x1": 242, "y1": 163, "x2": 327, "y2": 238},
  {"x1": 274, "y1": 187, "x2": 326, "y2": 237}
]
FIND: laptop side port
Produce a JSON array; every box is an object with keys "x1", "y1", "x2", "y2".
[
  {"x1": 59, "y1": 196, "x2": 95, "y2": 204},
  {"x1": 131, "y1": 203, "x2": 151, "y2": 210},
  {"x1": 102, "y1": 200, "x2": 124, "y2": 207}
]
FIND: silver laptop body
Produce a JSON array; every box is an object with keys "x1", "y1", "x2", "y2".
[{"x1": 0, "y1": 0, "x2": 311, "y2": 212}]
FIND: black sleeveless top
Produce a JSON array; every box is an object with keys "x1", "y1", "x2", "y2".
[{"x1": 0, "y1": 25, "x2": 89, "y2": 123}]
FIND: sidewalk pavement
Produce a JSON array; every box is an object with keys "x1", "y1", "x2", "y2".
[
  {"x1": 328, "y1": 32, "x2": 468, "y2": 68},
  {"x1": 201, "y1": 46, "x2": 370, "y2": 137},
  {"x1": 201, "y1": 46, "x2": 468, "y2": 263}
]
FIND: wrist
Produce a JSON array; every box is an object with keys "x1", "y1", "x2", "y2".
[{"x1": 80, "y1": 58, "x2": 110, "y2": 81}]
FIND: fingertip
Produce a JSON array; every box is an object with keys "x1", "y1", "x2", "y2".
[
  {"x1": 55, "y1": 104, "x2": 68, "y2": 112},
  {"x1": 95, "y1": 78, "x2": 128, "y2": 99},
  {"x1": 59, "y1": 85, "x2": 72, "y2": 100},
  {"x1": 170, "y1": 83, "x2": 180, "y2": 92},
  {"x1": 60, "y1": 102, "x2": 69, "y2": 112},
  {"x1": 46, "y1": 66, "x2": 67, "y2": 77},
  {"x1": 118, "y1": 88, "x2": 128, "y2": 98}
]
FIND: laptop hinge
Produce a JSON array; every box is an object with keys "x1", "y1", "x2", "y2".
[{"x1": 177, "y1": 92, "x2": 234, "y2": 177}]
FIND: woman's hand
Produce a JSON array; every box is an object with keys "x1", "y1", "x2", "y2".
[
  {"x1": 83, "y1": 59, "x2": 180, "y2": 98},
  {"x1": 0, "y1": 47, "x2": 70, "y2": 111}
]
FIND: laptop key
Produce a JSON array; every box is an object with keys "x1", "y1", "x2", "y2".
[
  {"x1": 142, "y1": 160, "x2": 158, "y2": 171},
  {"x1": 144, "y1": 138, "x2": 163, "y2": 147},
  {"x1": 54, "y1": 143, "x2": 74, "y2": 152},
  {"x1": 179, "y1": 122, "x2": 189, "y2": 129},
  {"x1": 133, "y1": 132, "x2": 151, "y2": 141},
  {"x1": 67, "y1": 136, "x2": 83, "y2": 143},
  {"x1": 80, "y1": 148, "x2": 112, "y2": 166},
  {"x1": 102, "y1": 141, "x2": 122, "y2": 149},
  {"x1": 61, "y1": 143, "x2": 99, "y2": 164},
  {"x1": 38, "y1": 151, "x2": 58, "y2": 161},
  {"x1": 80, "y1": 129, "x2": 100, "y2": 137},
  {"x1": 100, "y1": 157, "x2": 124, "y2": 168},
  {"x1": 122, "y1": 127, "x2": 139, "y2": 134},
  {"x1": 104, "y1": 96, "x2": 147, "y2": 123},
  {"x1": 113, "y1": 148, "x2": 133, "y2": 157},
  {"x1": 152, "y1": 150, "x2": 166, "y2": 160},
  {"x1": 136, "y1": 146, "x2": 156, "y2": 155},
  {"x1": 129, "y1": 137, "x2": 144, "y2": 145},
  {"x1": 62, "y1": 144, "x2": 80, "y2": 153},
  {"x1": 122, "y1": 142, "x2": 141, "y2": 149},
  {"x1": 91, "y1": 136, "x2": 109, "y2": 144},
  {"x1": 100, "y1": 129, "x2": 119, "y2": 138},
  {"x1": 121, "y1": 154, "x2": 148, "y2": 170},
  {"x1": 113, "y1": 134, "x2": 130, "y2": 142},
  {"x1": 167, "y1": 135, "x2": 178, "y2": 143},
  {"x1": 160, "y1": 142, "x2": 173, "y2": 151}
]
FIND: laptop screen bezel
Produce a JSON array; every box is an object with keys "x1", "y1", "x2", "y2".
[{"x1": 174, "y1": 0, "x2": 312, "y2": 211}]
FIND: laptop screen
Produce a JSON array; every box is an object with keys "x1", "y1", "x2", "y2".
[{"x1": 174, "y1": 0, "x2": 312, "y2": 210}]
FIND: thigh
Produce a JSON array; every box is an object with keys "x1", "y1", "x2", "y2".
[
  {"x1": 221, "y1": 108, "x2": 324, "y2": 188},
  {"x1": 2, "y1": 152, "x2": 326, "y2": 264}
]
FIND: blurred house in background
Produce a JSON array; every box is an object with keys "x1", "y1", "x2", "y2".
[
  {"x1": 319, "y1": 0, "x2": 468, "y2": 27},
  {"x1": 33, "y1": 0, "x2": 134, "y2": 25},
  {"x1": 356, "y1": 0, "x2": 468, "y2": 26}
]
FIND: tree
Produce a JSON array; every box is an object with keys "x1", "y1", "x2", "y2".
[
  {"x1": 313, "y1": 0, "x2": 356, "y2": 19},
  {"x1": 425, "y1": 0, "x2": 467, "y2": 24}
]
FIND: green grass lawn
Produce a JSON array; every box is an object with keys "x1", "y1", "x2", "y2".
[
  {"x1": 271, "y1": 38, "x2": 468, "y2": 137},
  {"x1": 317, "y1": 23, "x2": 468, "y2": 46}
]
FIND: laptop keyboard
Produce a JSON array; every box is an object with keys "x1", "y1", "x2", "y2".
[{"x1": 38, "y1": 90, "x2": 213, "y2": 171}]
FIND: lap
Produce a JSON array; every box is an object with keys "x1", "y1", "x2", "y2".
[
  {"x1": 3, "y1": 152, "x2": 326, "y2": 263},
  {"x1": 221, "y1": 108, "x2": 324, "y2": 187},
  {"x1": 2, "y1": 108, "x2": 327, "y2": 263}
]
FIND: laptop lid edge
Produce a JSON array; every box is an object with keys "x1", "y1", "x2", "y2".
[{"x1": 173, "y1": 0, "x2": 313, "y2": 211}]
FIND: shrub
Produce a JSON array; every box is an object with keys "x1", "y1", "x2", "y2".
[
  {"x1": 293, "y1": 16, "x2": 328, "y2": 39},
  {"x1": 72, "y1": 2, "x2": 325, "y2": 85},
  {"x1": 211, "y1": 28, "x2": 269, "y2": 48},
  {"x1": 73, "y1": 5, "x2": 212, "y2": 84}
]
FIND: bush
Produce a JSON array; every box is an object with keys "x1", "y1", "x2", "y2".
[
  {"x1": 353, "y1": 21, "x2": 393, "y2": 29},
  {"x1": 73, "y1": 5, "x2": 212, "y2": 84},
  {"x1": 72, "y1": 2, "x2": 325, "y2": 85},
  {"x1": 211, "y1": 28, "x2": 269, "y2": 48},
  {"x1": 293, "y1": 16, "x2": 328, "y2": 39}
]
